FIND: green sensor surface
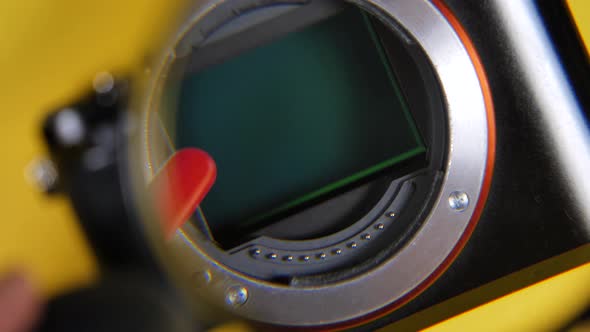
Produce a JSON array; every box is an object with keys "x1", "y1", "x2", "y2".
[{"x1": 172, "y1": 7, "x2": 424, "y2": 231}]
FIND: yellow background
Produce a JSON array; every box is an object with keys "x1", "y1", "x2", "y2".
[
  {"x1": 0, "y1": 0, "x2": 587, "y2": 330},
  {"x1": 0, "y1": 0, "x2": 189, "y2": 295}
]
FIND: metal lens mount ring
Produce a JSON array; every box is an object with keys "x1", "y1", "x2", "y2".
[{"x1": 141, "y1": 0, "x2": 493, "y2": 327}]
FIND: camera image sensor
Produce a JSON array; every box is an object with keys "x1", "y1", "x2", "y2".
[{"x1": 162, "y1": 7, "x2": 425, "y2": 239}]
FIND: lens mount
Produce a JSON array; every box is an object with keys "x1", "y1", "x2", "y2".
[{"x1": 138, "y1": 0, "x2": 494, "y2": 327}]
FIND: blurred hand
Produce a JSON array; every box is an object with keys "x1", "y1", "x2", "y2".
[{"x1": 0, "y1": 272, "x2": 42, "y2": 332}]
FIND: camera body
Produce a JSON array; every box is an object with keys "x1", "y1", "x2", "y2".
[
  {"x1": 41, "y1": 0, "x2": 590, "y2": 330},
  {"x1": 373, "y1": 0, "x2": 590, "y2": 329}
]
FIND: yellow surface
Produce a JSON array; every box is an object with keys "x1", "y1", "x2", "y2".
[
  {"x1": 0, "y1": 0, "x2": 187, "y2": 296},
  {"x1": 375, "y1": 245, "x2": 590, "y2": 332},
  {"x1": 570, "y1": 0, "x2": 590, "y2": 50},
  {"x1": 209, "y1": 322, "x2": 256, "y2": 332},
  {"x1": 0, "y1": 0, "x2": 588, "y2": 331},
  {"x1": 423, "y1": 262, "x2": 590, "y2": 332}
]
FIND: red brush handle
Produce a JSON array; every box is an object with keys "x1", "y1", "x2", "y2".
[{"x1": 149, "y1": 148, "x2": 217, "y2": 239}]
